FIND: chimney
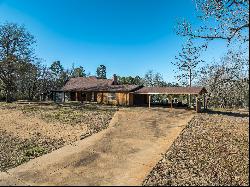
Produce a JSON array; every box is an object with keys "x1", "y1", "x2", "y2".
[{"x1": 113, "y1": 74, "x2": 118, "y2": 85}]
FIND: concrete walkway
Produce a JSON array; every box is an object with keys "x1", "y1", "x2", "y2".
[{"x1": 0, "y1": 108, "x2": 195, "y2": 186}]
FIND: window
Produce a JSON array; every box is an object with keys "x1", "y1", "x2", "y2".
[{"x1": 108, "y1": 93, "x2": 116, "y2": 101}]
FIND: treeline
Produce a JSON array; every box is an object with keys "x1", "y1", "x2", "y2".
[
  {"x1": 1, "y1": 0, "x2": 249, "y2": 108},
  {"x1": 0, "y1": 23, "x2": 177, "y2": 102},
  {"x1": 117, "y1": 70, "x2": 179, "y2": 87},
  {"x1": 0, "y1": 58, "x2": 91, "y2": 101},
  {"x1": 0, "y1": 23, "x2": 107, "y2": 101}
]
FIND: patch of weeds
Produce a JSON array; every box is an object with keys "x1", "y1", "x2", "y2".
[
  {"x1": 0, "y1": 130, "x2": 65, "y2": 171},
  {"x1": 24, "y1": 146, "x2": 46, "y2": 158},
  {"x1": 0, "y1": 102, "x2": 18, "y2": 110},
  {"x1": 17, "y1": 145, "x2": 47, "y2": 165}
]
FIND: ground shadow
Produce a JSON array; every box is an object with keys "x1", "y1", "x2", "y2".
[{"x1": 204, "y1": 109, "x2": 249, "y2": 118}]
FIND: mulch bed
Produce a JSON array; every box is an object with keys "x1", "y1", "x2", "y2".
[{"x1": 143, "y1": 111, "x2": 249, "y2": 186}]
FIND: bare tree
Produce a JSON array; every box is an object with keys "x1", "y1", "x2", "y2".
[
  {"x1": 198, "y1": 50, "x2": 249, "y2": 108},
  {"x1": 172, "y1": 39, "x2": 207, "y2": 107},
  {"x1": 177, "y1": 0, "x2": 249, "y2": 44},
  {"x1": 172, "y1": 39, "x2": 207, "y2": 87}
]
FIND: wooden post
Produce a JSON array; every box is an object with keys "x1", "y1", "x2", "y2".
[
  {"x1": 75, "y1": 92, "x2": 78, "y2": 101},
  {"x1": 196, "y1": 96, "x2": 198, "y2": 112},
  {"x1": 125, "y1": 93, "x2": 128, "y2": 106},
  {"x1": 63, "y1": 92, "x2": 66, "y2": 102},
  {"x1": 203, "y1": 93, "x2": 206, "y2": 110},
  {"x1": 53, "y1": 91, "x2": 55, "y2": 102},
  {"x1": 91, "y1": 92, "x2": 93, "y2": 101},
  {"x1": 188, "y1": 94, "x2": 191, "y2": 108},
  {"x1": 148, "y1": 95, "x2": 151, "y2": 108},
  {"x1": 170, "y1": 95, "x2": 173, "y2": 109}
]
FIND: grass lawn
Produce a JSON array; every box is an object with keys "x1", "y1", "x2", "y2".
[
  {"x1": 143, "y1": 109, "x2": 249, "y2": 186},
  {"x1": 0, "y1": 102, "x2": 116, "y2": 171}
]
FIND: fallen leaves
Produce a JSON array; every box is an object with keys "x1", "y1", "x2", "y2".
[{"x1": 143, "y1": 111, "x2": 249, "y2": 186}]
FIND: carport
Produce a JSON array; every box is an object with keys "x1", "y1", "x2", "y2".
[{"x1": 133, "y1": 86, "x2": 207, "y2": 112}]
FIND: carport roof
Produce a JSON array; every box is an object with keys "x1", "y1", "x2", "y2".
[{"x1": 134, "y1": 86, "x2": 207, "y2": 95}]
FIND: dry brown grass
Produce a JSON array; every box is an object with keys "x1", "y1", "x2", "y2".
[
  {"x1": 0, "y1": 102, "x2": 115, "y2": 171},
  {"x1": 143, "y1": 110, "x2": 249, "y2": 186}
]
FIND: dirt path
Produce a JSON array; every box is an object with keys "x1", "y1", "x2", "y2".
[{"x1": 0, "y1": 108, "x2": 195, "y2": 186}]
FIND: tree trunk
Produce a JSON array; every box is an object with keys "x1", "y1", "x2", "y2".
[
  {"x1": 188, "y1": 67, "x2": 192, "y2": 107},
  {"x1": 5, "y1": 89, "x2": 13, "y2": 103}
]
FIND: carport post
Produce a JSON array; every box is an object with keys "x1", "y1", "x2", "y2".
[
  {"x1": 203, "y1": 93, "x2": 206, "y2": 109},
  {"x1": 170, "y1": 95, "x2": 173, "y2": 109},
  {"x1": 148, "y1": 94, "x2": 151, "y2": 108},
  {"x1": 125, "y1": 93, "x2": 128, "y2": 106},
  {"x1": 75, "y1": 92, "x2": 78, "y2": 101},
  {"x1": 196, "y1": 95, "x2": 199, "y2": 112}
]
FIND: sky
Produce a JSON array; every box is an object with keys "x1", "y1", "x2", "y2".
[{"x1": 0, "y1": 0, "x2": 229, "y2": 82}]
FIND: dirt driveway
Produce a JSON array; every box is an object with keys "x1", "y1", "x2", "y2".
[{"x1": 0, "y1": 108, "x2": 195, "y2": 186}]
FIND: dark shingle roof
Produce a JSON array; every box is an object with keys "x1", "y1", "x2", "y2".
[
  {"x1": 62, "y1": 77, "x2": 142, "y2": 92},
  {"x1": 62, "y1": 77, "x2": 113, "y2": 91},
  {"x1": 85, "y1": 84, "x2": 142, "y2": 92},
  {"x1": 62, "y1": 77, "x2": 206, "y2": 94},
  {"x1": 134, "y1": 86, "x2": 207, "y2": 95}
]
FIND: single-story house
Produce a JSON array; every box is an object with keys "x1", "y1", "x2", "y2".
[
  {"x1": 53, "y1": 74, "x2": 207, "y2": 112},
  {"x1": 60, "y1": 75, "x2": 142, "y2": 105}
]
